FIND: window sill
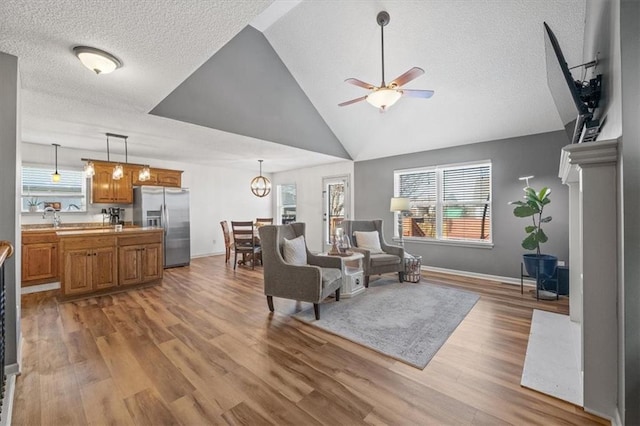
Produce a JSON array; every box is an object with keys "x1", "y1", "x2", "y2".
[{"x1": 393, "y1": 237, "x2": 494, "y2": 249}]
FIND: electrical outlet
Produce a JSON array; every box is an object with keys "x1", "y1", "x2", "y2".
[
  {"x1": 212, "y1": 239, "x2": 216, "y2": 245},
  {"x1": 557, "y1": 260, "x2": 565, "y2": 267}
]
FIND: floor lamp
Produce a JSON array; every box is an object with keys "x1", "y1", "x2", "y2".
[{"x1": 390, "y1": 197, "x2": 410, "y2": 246}]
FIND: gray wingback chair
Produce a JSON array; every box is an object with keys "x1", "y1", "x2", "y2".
[
  {"x1": 258, "y1": 222, "x2": 343, "y2": 320},
  {"x1": 341, "y1": 219, "x2": 404, "y2": 287}
]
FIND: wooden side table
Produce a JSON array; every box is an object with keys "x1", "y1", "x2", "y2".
[{"x1": 321, "y1": 252, "x2": 365, "y2": 298}]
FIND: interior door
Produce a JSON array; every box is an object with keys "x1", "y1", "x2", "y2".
[{"x1": 322, "y1": 175, "x2": 350, "y2": 252}]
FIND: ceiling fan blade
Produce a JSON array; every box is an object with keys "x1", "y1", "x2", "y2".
[
  {"x1": 389, "y1": 67, "x2": 425, "y2": 88},
  {"x1": 338, "y1": 96, "x2": 367, "y2": 107},
  {"x1": 345, "y1": 78, "x2": 377, "y2": 90},
  {"x1": 402, "y1": 89, "x2": 435, "y2": 99}
]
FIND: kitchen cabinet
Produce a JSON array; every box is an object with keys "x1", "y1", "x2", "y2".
[
  {"x1": 58, "y1": 228, "x2": 163, "y2": 299},
  {"x1": 118, "y1": 243, "x2": 162, "y2": 286},
  {"x1": 60, "y1": 236, "x2": 117, "y2": 295},
  {"x1": 131, "y1": 166, "x2": 182, "y2": 188},
  {"x1": 91, "y1": 162, "x2": 133, "y2": 204},
  {"x1": 118, "y1": 232, "x2": 163, "y2": 286},
  {"x1": 22, "y1": 232, "x2": 58, "y2": 285}
]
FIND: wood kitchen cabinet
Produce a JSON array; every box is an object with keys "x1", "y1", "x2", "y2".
[
  {"x1": 58, "y1": 228, "x2": 163, "y2": 299},
  {"x1": 91, "y1": 162, "x2": 133, "y2": 204},
  {"x1": 22, "y1": 232, "x2": 58, "y2": 285},
  {"x1": 60, "y1": 236, "x2": 117, "y2": 296},
  {"x1": 118, "y1": 243, "x2": 162, "y2": 285},
  {"x1": 118, "y1": 232, "x2": 163, "y2": 286},
  {"x1": 131, "y1": 166, "x2": 182, "y2": 188}
]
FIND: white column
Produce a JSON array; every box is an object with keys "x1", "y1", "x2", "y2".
[{"x1": 560, "y1": 139, "x2": 619, "y2": 419}]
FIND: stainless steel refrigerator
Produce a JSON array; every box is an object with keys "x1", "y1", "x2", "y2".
[{"x1": 133, "y1": 186, "x2": 190, "y2": 268}]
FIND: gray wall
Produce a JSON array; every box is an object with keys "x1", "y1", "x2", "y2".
[
  {"x1": 151, "y1": 26, "x2": 350, "y2": 160},
  {"x1": 621, "y1": 0, "x2": 640, "y2": 423},
  {"x1": 354, "y1": 130, "x2": 569, "y2": 279},
  {"x1": 0, "y1": 52, "x2": 20, "y2": 372}
]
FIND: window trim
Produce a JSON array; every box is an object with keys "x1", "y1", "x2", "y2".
[
  {"x1": 21, "y1": 163, "x2": 88, "y2": 213},
  {"x1": 393, "y1": 159, "x2": 492, "y2": 245}
]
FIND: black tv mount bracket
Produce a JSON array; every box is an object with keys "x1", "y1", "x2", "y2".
[{"x1": 575, "y1": 74, "x2": 602, "y2": 110}]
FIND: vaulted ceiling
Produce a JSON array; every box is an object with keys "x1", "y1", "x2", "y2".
[{"x1": 0, "y1": 0, "x2": 586, "y2": 172}]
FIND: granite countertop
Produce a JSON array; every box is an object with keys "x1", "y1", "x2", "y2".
[{"x1": 56, "y1": 227, "x2": 162, "y2": 237}]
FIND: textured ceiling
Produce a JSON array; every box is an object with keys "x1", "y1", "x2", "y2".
[
  {"x1": 265, "y1": 0, "x2": 586, "y2": 161},
  {"x1": 0, "y1": 0, "x2": 586, "y2": 171}
]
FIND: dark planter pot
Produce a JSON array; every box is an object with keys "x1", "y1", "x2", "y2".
[{"x1": 523, "y1": 254, "x2": 558, "y2": 282}]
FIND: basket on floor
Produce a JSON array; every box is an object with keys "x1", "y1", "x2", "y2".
[{"x1": 404, "y1": 255, "x2": 422, "y2": 283}]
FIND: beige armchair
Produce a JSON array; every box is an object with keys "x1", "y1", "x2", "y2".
[
  {"x1": 258, "y1": 222, "x2": 342, "y2": 320},
  {"x1": 341, "y1": 219, "x2": 404, "y2": 287}
]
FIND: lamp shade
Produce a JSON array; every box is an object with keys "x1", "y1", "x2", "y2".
[
  {"x1": 73, "y1": 46, "x2": 122, "y2": 74},
  {"x1": 390, "y1": 197, "x2": 410, "y2": 212},
  {"x1": 366, "y1": 88, "x2": 402, "y2": 110}
]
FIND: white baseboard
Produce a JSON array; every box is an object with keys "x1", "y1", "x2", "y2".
[
  {"x1": 21, "y1": 281, "x2": 60, "y2": 294},
  {"x1": 190, "y1": 252, "x2": 222, "y2": 259},
  {"x1": 0, "y1": 373, "x2": 17, "y2": 426},
  {"x1": 421, "y1": 265, "x2": 536, "y2": 287}
]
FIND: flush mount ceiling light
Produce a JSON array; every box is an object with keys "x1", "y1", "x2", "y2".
[
  {"x1": 73, "y1": 46, "x2": 122, "y2": 75},
  {"x1": 51, "y1": 143, "x2": 61, "y2": 183},
  {"x1": 250, "y1": 160, "x2": 271, "y2": 198}
]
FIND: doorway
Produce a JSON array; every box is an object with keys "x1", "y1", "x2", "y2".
[{"x1": 322, "y1": 175, "x2": 350, "y2": 252}]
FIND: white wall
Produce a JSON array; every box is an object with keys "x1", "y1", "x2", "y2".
[
  {"x1": 271, "y1": 160, "x2": 353, "y2": 252},
  {"x1": 21, "y1": 142, "x2": 272, "y2": 257}
]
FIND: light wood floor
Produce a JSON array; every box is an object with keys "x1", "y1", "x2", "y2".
[{"x1": 13, "y1": 256, "x2": 607, "y2": 425}]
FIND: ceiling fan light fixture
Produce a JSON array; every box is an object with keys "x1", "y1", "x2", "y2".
[
  {"x1": 366, "y1": 88, "x2": 402, "y2": 110},
  {"x1": 73, "y1": 46, "x2": 122, "y2": 75}
]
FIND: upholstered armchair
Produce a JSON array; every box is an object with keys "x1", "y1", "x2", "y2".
[
  {"x1": 258, "y1": 222, "x2": 342, "y2": 320},
  {"x1": 341, "y1": 219, "x2": 404, "y2": 287}
]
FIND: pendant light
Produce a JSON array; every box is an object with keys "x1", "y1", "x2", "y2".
[
  {"x1": 51, "y1": 143, "x2": 61, "y2": 183},
  {"x1": 106, "y1": 133, "x2": 128, "y2": 180},
  {"x1": 250, "y1": 160, "x2": 271, "y2": 197},
  {"x1": 84, "y1": 160, "x2": 95, "y2": 178},
  {"x1": 138, "y1": 165, "x2": 151, "y2": 182}
]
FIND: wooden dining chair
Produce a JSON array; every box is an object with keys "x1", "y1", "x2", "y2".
[
  {"x1": 231, "y1": 221, "x2": 261, "y2": 270},
  {"x1": 220, "y1": 220, "x2": 233, "y2": 264},
  {"x1": 255, "y1": 218, "x2": 274, "y2": 225}
]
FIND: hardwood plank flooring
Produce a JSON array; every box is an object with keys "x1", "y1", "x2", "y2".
[{"x1": 13, "y1": 256, "x2": 608, "y2": 425}]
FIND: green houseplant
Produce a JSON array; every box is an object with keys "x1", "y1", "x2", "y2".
[
  {"x1": 509, "y1": 186, "x2": 558, "y2": 282},
  {"x1": 27, "y1": 197, "x2": 42, "y2": 212}
]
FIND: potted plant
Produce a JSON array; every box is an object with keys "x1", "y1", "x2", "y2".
[
  {"x1": 27, "y1": 198, "x2": 42, "y2": 213},
  {"x1": 509, "y1": 186, "x2": 558, "y2": 286}
]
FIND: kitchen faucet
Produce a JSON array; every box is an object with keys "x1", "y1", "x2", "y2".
[{"x1": 42, "y1": 206, "x2": 62, "y2": 228}]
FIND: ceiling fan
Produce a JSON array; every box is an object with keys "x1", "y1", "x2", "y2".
[{"x1": 338, "y1": 11, "x2": 434, "y2": 112}]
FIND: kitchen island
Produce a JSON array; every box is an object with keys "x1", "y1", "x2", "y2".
[{"x1": 57, "y1": 227, "x2": 164, "y2": 300}]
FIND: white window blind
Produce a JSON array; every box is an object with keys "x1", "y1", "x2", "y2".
[{"x1": 394, "y1": 161, "x2": 492, "y2": 243}]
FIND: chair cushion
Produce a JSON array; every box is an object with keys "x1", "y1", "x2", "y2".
[
  {"x1": 320, "y1": 267, "x2": 341, "y2": 287},
  {"x1": 283, "y1": 235, "x2": 307, "y2": 265},
  {"x1": 354, "y1": 231, "x2": 383, "y2": 253},
  {"x1": 370, "y1": 253, "x2": 401, "y2": 267}
]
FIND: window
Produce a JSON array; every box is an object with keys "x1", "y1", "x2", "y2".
[
  {"x1": 22, "y1": 165, "x2": 87, "y2": 212},
  {"x1": 394, "y1": 161, "x2": 491, "y2": 244},
  {"x1": 277, "y1": 184, "x2": 297, "y2": 224}
]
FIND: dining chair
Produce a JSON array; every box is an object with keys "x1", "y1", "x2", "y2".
[
  {"x1": 219, "y1": 220, "x2": 233, "y2": 264},
  {"x1": 231, "y1": 221, "x2": 261, "y2": 270},
  {"x1": 255, "y1": 217, "x2": 274, "y2": 226}
]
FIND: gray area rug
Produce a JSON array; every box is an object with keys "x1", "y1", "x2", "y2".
[{"x1": 292, "y1": 278, "x2": 479, "y2": 369}]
